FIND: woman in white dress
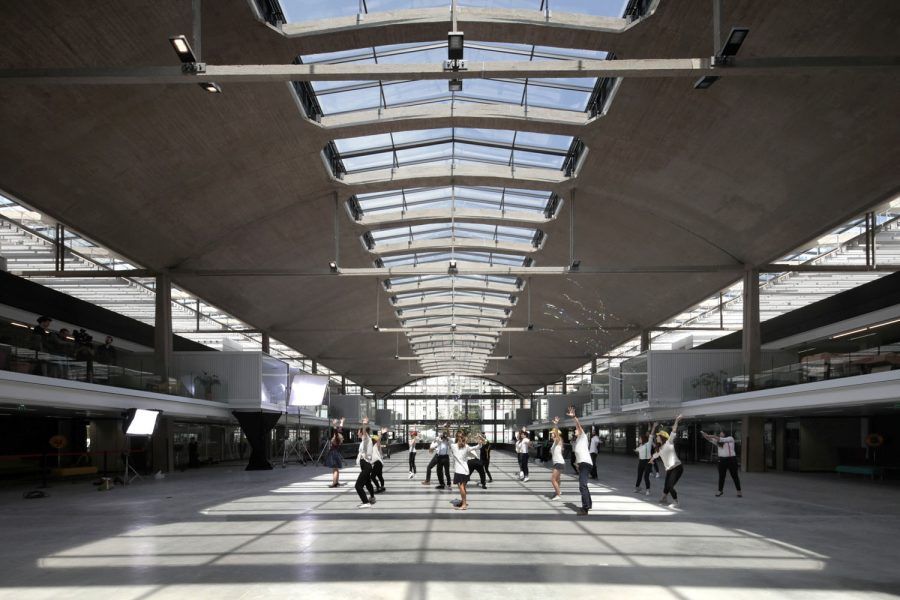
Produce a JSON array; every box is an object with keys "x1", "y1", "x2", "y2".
[{"x1": 549, "y1": 416, "x2": 565, "y2": 500}]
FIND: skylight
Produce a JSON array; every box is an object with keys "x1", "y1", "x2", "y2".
[
  {"x1": 327, "y1": 128, "x2": 578, "y2": 175},
  {"x1": 350, "y1": 186, "x2": 560, "y2": 222},
  {"x1": 296, "y1": 41, "x2": 608, "y2": 119},
  {"x1": 377, "y1": 250, "x2": 531, "y2": 267},
  {"x1": 276, "y1": 0, "x2": 633, "y2": 25},
  {"x1": 365, "y1": 222, "x2": 543, "y2": 253}
]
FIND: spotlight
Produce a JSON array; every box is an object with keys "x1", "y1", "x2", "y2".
[
  {"x1": 200, "y1": 82, "x2": 222, "y2": 93},
  {"x1": 693, "y1": 75, "x2": 720, "y2": 89},
  {"x1": 373, "y1": 324, "x2": 380, "y2": 331},
  {"x1": 570, "y1": 259, "x2": 581, "y2": 271},
  {"x1": 448, "y1": 31, "x2": 464, "y2": 61},
  {"x1": 449, "y1": 79, "x2": 463, "y2": 92},
  {"x1": 720, "y1": 27, "x2": 749, "y2": 58},
  {"x1": 448, "y1": 260, "x2": 458, "y2": 275},
  {"x1": 169, "y1": 35, "x2": 197, "y2": 63},
  {"x1": 329, "y1": 261, "x2": 338, "y2": 273},
  {"x1": 527, "y1": 323, "x2": 534, "y2": 331}
]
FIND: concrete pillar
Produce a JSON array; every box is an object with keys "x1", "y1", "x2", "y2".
[
  {"x1": 640, "y1": 329, "x2": 651, "y2": 352},
  {"x1": 154, "y1": 274, "x2": 173, "y2": 382},
  {"x1": 774, "y1": 418, "x2": 785, "y2": 471},
  {"x1": 625, "y1": 424, "x2": 637, "y2": 455},
  {"x1": 741, "y1": 415, "x2": 766, "y2": 472},
  {"x1": 742, "y1": 267, "x2": 761, "y2": 388},
  {"x1": 151, "y1": 416, "x2": 174, "y2": 473},
  {"x1": 233, "y1": 411, "x2": 282, "y2": 470}
]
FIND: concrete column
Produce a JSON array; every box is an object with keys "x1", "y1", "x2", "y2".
[
  {"x1": 233, "y1": 411, "x2": 282, "y2": 470},
  {"x1": 774, "y1": 418, "x2": 785, "y2": 471},
  {"x1": 154, "y1": 274, "x2": 173, "y2": 382},
  {"x1": 151, "y1": 416, "x2": 174, "y2": 473},
  {"x1": 741, "y1": 415, "x2": 766, "y2": 472},
  {"x1": 742, "y1": 267, "x2": 761, "y2": 387},
  {"x1": 640, "y1": 329, "x2": 651, "y2": 352},
  {"x1": 625, "y1": 424, "x2": 637, "y2": 455}
]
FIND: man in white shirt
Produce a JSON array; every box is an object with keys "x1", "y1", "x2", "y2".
[
  {"x1": 589, "y1": 429, "x2": 600, "y2": 479},
  {"x1": 701, "y1": 428, "x2": 743, "y2": 497},
  {"x1": 567, "y1": 406, "x2": 594, "y2": 515}
]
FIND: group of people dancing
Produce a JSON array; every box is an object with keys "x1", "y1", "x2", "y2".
[{"x1": 322, "y1": 412, "x2": 743, "y2": 513}]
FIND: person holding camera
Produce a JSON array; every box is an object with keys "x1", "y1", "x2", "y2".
[{"x1": 73, "y1": 328, "x2": 94, "y2": 382}]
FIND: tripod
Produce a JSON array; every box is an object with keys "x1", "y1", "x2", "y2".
[{"x1": 123, "y1": 450, "x2": 142, "y2": 485}]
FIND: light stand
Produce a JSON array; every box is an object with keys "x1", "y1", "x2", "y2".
[
  {"x1": 314, "y1": 386, "x2": 332, "y2": 466},
  {"x1": 121, "y1": 408, "x2": 161, "y2": 485},
  {"x1": 123, "y1": 448, "x2": 143, "y2": 485}
]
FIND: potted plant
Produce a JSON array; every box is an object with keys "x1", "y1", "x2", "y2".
[{"x1": 194, "y1": 371, "x2": 220, "y2": 400}]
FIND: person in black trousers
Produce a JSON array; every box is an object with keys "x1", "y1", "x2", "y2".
[
  {"x1": 408, "y1": 431, "x2": 418, "y2": 479},
  {"x1": 420, "y1": 437, "x2": 440, "y2": 486},
  {"x1": 466, "y1": 434, "x2": 488, "y2": 488},
  {"x1": 702, "y1": 429, "x2": 743, "y2": 497},
  {"x1": 354, "y1": 417, "x2": 377, "y2": 509},
  {"x1": 480, "y1": 438, "x2": 493, "y2": 483},
  {"x1": 436, "y1": 432, "x2": 451, "y2": 489}
]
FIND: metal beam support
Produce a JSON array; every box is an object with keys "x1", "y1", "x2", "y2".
[
  {"x1": 333, "y1": 192, "x2": 340, "y2": 268},
  {"x1": 568, "y1": 188, "x2": 576, "y2": 267},
  {"x1": 20, "y1": 269, "x2": 154, "y2": 278},
  {"x1": 760, "y1": 263, "x2": 899, "y2": 273},
  {"x1": 712, "y1": 0, "x2": 723, "y2": 55},
  {"x1": 154, "y1": 274, "x2": 173, "y2": 382},
  {"x1": 192, "y1": 0, "x2": 202, "y2": 62},
  {"x1": 171, "y1": 264, "x2": 745, "y2": 277},
  {"x1": 261, "y1": 333, "x2": 270, "y2": 354},
  {"x1": 2, "y1": 56, "x2": 897, "y2": 85}
]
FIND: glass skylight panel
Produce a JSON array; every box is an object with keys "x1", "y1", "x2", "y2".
[
  {"x1": 329, "y1": 128, "x2": 576, "y2": 174},
  {"x1": 297, "y1": 40, "x2": 610, "y2": 118},
  {"x1": 353, "y1": 187, "x2": 556, "y2": 219},
  {"x1": 368, "y1": 222, "x2": 540, "y2": 249},
  {"x1": 277, "y1": 0, "x2": 631, "y2": 23},
  {"x1": 379, "y1": 249, "x2": 529, "y2": 267}
]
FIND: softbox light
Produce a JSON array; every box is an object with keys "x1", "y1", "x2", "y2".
[
  {"x1": 124, "y1": 408, "x2": 161, "y2": 436},
  {"x1": 289, "y1": 374, "x2": 329, "y2": 406}
]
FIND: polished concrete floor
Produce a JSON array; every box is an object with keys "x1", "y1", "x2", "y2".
[{"x1": 0, "y1": 451, "x2": 898, "y2": 599}]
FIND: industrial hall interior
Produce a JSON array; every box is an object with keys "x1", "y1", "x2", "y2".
[{"x1": 0, "y1": 0, "x2": 899, "y2": 598}]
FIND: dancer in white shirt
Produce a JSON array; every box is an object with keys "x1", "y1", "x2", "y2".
[
  {"x1": 633, "y1": 422, "x2": 656, "y2": 496},
  {"x1": 651, "y1": 415, "x2": 685, "y2": 508},
  {"x1": 702, "y1": 428, "x2": 743, "y2": 497},
  {"x1": 449, "y1": 431, "x2": 481, "y2": 511},
  {"x1": 516, "y1": 429, "x2": 532, "y2": 481},
  {"x1": 549, "y1": 416, "x2": 565, "y2": 500},
  {"x1": 567, "y1": 405, "x2": 594, "y2": 515},
  {"x1": 589, "y1": 429, "x2": 600, "y2": 479},
  {"x1": 354, "y1": 417, "x2": 377, "y2": 508}
]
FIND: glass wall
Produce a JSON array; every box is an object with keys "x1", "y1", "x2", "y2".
[{"x1": 383, "y1": 376, "x2": 524, "y2": 445}]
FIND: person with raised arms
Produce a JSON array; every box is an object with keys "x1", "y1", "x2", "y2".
[
  {"x1": 354, "y1": 416, "x2": 377, "y2": 509},
  {"x1": 549, "y1": 416, "x2": 565, "y2": 501},
  {"x1": 566, "y1": 405, "x2": 594, "y2": 516},
  {"x1": 651, "y1": 414, "x2": 685, "y2": 509}
]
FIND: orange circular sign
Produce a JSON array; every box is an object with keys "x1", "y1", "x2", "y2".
[
  {"x1": 49, "y1": 435, "x2": 67, "y2": 449},
  {"x1": 865, "y1": 433, "x2": 884, "y2": 448}
]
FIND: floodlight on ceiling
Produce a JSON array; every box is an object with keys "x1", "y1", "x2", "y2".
[
  {"x1": 201, "y1": 82, "x2": 222, "y2": 94},
  {"x1": 449, "y1": 79, "x2": 463, "y2": 93},
  {"x1": 448, "y1": 260, "x2": 458, "y2": 275},
  {"x1": 169, "y1": 35, "x2": 196, "y2": 63},
  {"x1": 720, "y1": 27, "x2": 750, "y2": 58},
  {"x1": 694, "y1": 75, "x2": 720, "y2": 89},
  {"x1": 570, "y1": 259, "x2": 581, "y2": 271},
  {"x1": 329, "y1": 261, "x2": 338, "y2": 273},
  {"x1": 448, "y1": 32, "x2": 464, "y2": 61}
]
